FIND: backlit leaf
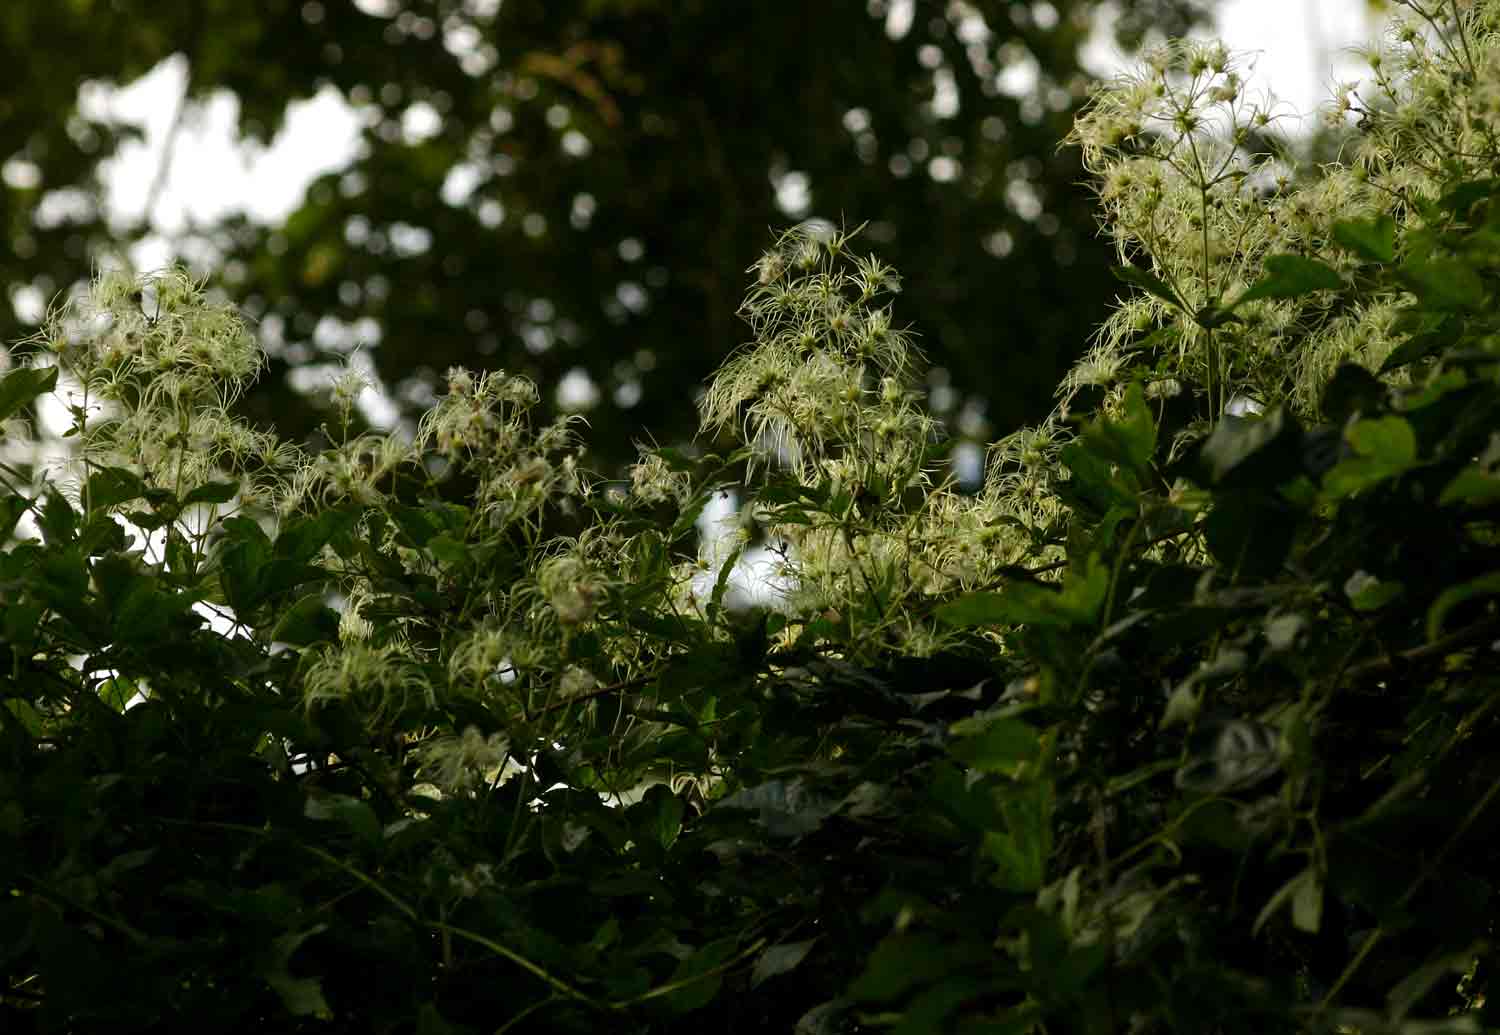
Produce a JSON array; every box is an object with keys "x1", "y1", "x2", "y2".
[
  {"x1": 1113, "y1": 264, "x2": 1186, "y2": 310},
  {"x1": 1426, "y1": 570, "x2": 1500, "y2": 641}
]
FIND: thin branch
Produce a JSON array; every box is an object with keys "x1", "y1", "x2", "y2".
[
  {"x1": 430, "y1": 922, "x2": 604, "y2": 1008},
  {"x1": 526, "y1": 672, "x2": 654, "y2": 717},
  {"x1": 1022, "y1": 526, "x2": 1198, "y2": 577},
  {"x1": 1345, "y1": 616, "x2": 1500, "y2": 682},
  {"x1": 1, "y1": 985, "x2": 45, "y2": 1002}
]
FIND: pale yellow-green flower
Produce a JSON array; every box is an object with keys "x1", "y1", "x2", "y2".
[{"x1": 302, "y1": 642, "x2": 434, "y2": 729}]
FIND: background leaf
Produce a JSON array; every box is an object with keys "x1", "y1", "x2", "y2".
[{"x1": 751, "y1": 938, "x2": 820, "y2": 989}]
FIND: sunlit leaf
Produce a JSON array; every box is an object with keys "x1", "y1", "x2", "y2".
[{"x1": 1322, "y1": 417, "x2": 1418, "y2": 498}]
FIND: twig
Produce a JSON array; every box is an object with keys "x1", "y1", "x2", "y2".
[
  {"x1": 1021, "y1": 526, "x2": 1197, "y2": 577},
  {"x1": 1345, "y1": 616, "x2": 1500, "y2": 683},
  {"x1": 526, "y1": 673, "x2": 654, "y2": 717}
]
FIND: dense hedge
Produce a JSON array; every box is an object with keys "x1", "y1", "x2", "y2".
[{"x1": 4, "y1": 2, "x2": 1500, "y2": 1032}]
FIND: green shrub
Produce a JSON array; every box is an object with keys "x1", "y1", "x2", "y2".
[{"x1": 3, "y1": 2, "x2": 1500, "y2": 1032}]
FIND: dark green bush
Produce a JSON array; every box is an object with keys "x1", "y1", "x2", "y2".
[{"x1": 3, "y1": 3, "x2": 1500, "y2": 1032}]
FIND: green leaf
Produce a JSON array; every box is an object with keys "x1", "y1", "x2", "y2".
[
  {"x1": 1439, "y1": 464, "x2": 1500, "y2": 507},
  {"x1": 708, "y1": 541, "x2": 744, "y2": 619},
  {"x1": 1321, "y1": 363, "x2": 1388, "y2": 424},
  {"x1": 113, "y1": 583, "x2": 188, "y2": 643},
  {"x1": 260, "y1": 924, "x2": 333, "y2": 1020},
  {"x1": 948, "y1": 718, "x2": 1041, "y2": 776},
  {"x1": 275, "y1": 505, "x2": 363, "y2": 562},
  {"x1": 0, "y1": 365, "x2": 58, "y2": 424},
  {"x1": 1439, "y1": 176, "x2": 1498, "y2": 215},
  {"x1": 662, "y1": 936, "x2": 739, "y2": 1013},
  {"x1": 1292, "y1": 869, "x2": 1324, "y2": 933},
  {"x1": 387, "y1": 503, "x2": 442, "y2": 547},
  {"x1": 272, "y1": 593, "x2": 340, "y2": 646},
  {"x1": 5, "y1": 699, "x2": 46, "y2": 737},
  {"x1": 1322, "y1": 417, "x2": 1418, "y2": 499},
  {"x1": 1203, "y1": 495, "x2": 1296, "y2": 578},
  {"x1": 1332, "y1": 214, "x2": 1397, "y2": 263},
  {"x1": 426, "y1": 533, "x2": 470, "y2": 571},
  {"x1": 71, "y1": 514, "x2": 122, "y2": 563},
  {"x1": 1381, "y1": 309, "x2": 1459, "y2": 373},
  {"x1": 1045, "y1": 943, "x2": 1112, "y2": 1002},
  {"x1": 937, "y1": 559, "x2": 1106, "y2": 629},
  {"x1": 181, "y1": 480, "x2": 239, "y2": 507},
  {"x1": 2, "y1": 600, "x2": 44, "y2": 653},
  {"x1": 1426, "y1": 571, "x2": 1500, "y2": 641},
  {"x1": 1194, "y1": 303, "x2": 1243, "y2": 330},
  {"x1": 848, "y1": 934, "x2": 954, "y2": 1002},
  {"x1": 1057, "y1": 440, "x2": 1137, "y2": 516},
  {"x1": 1229, "y1": 254, "x2": 1343, "y2": 307},
  {"x1": 164, "y1": 529, "x2": 197, "y2": 579},
  {"x1": 1402, "y1": 254, "x2": 1486, "y2": 310},
  {"x1": 651, "y1": 641, "x2": 738, "y2": 704},
  {"x1": 0, "y1": 495, "x2": 27, "y2": 540},
  {"x1": 97, "y1": 676, "x2": 138, "y2": 713},
  {"x1": 793, "y1": 1001, "x2": 853, "y2": 1035},
  {"x1": 1160, "y1": 683, "x2": 1201, "y2": 728},
  {"x1": 894, "y1": 976, "x2": 985, "y2": 1035},
  {"x1": 1112, "y1": 264, "x2": 1186, "y2": 311},
  {"x1": 981, "y1": 781, "x2": 1053, "y2": 892},
  {"x1": 85, "y1": 467, "x2": 148, "y2": 511},
  {"x1": 1196, "y1": 408, "x2": 1301, "y2": 489},
  {"x1": 669, "y1": 492, "x2": 712, "y2": 539},
  {"x1": 218, "y1": 515, "x2": 273, "y2": 610},
  {"x1": 750, "y1": 938, "x2": 819, "y2": 989},
  {"x1": 652, "y1": 446, "x2": 701, "y2": 472},
  {"x1": 0, "y1": 801, "x2": 22, "y2": 838},
  {"x1": 1254, "y1": 868, "x2": 1322, "y2": 936},
  {"x1": 304, "y1": 793, "x2": 382, "y2": 848},
  {"x1": 122, "y1": 508, "x2": 169, "y2": 532},
  {"x1": 255, "y1": 558, "x2": 327, "y2": 602},
  {"x1": 636, "y1": 783, "x2": 684, "y2": 849},
  {"x1": 38, "y1": 487, "x2": 77, "y2": 545},
  {"x1": 1380, "y1": 329, "x2": 1451, "y2": 372},
  {"x1": 414, "y1": 1003, "x2": 474, "y2": 1035},
  {"x1": 927, "y1": 761, "x2": 1009, "y2": 833},
  {"x1": 1077, "y1": 381, "x2": 1156, "y2": 480}
]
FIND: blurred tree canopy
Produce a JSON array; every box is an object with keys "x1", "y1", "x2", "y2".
[{"x1": 1, "y1": 0, "x2": 1205, "y2": 474}]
